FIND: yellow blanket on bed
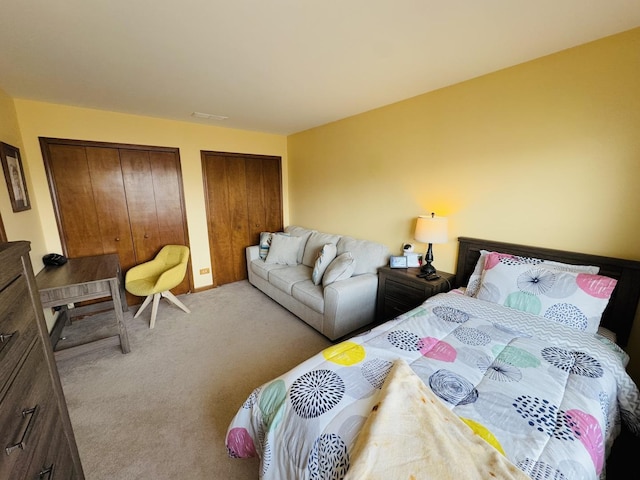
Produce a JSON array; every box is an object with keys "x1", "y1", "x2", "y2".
[{"x1": 344, "y1": 359, "x2": 531, "y2": 480}]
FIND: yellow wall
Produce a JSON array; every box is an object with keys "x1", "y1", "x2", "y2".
[
  {"x1": 12, "y1": 100, "x2": 288, "y2": 290},
  {"x1": 0, "y1": 90, "x2": 49, "y2": 267},
  {"x1": 287, "y1": 28, "x2": 640, "y2": 380},
  {"x1": 3, "y1": 28, "x2": 640, "y2": 381}
]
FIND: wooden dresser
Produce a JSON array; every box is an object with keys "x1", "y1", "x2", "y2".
[{"x1": 0, "y1": 241, "x2": 84, "y2": 479}]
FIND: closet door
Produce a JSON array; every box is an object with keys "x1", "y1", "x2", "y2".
[
  {"x1": 202, "y1": 151, "x2": 282, "y2": 286},
  {"x1": 246, "y1": 156, "x2": 283, "y2": 244},
  {"x1": 120, "y1": 149, "x2": 190, "y2": 293},
  {"x1": 85, "y1": 147, "x2": 136, "y2": 271},
  {"x1": 41, "y1": 138, "x2": 192, "y2": 301},
  {"x1": 45, "y1": 144, "x2": 133, "y2": 262}
]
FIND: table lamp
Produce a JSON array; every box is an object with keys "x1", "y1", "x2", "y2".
[{"x1": 414, "y1": 213, "x2": 448, "y2": 275}]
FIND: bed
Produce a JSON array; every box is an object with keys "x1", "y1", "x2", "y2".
[{"x1": 226, "y1": 237, "x2": 640, "y2": 479}]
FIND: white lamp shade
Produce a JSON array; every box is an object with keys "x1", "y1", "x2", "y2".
[{"x1": 414, "y1": 215, "x2": 448, "y2": 244}]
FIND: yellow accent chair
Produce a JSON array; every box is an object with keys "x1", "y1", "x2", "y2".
[{"x1": 125, "y1": 245, "x2": 191, "y2": 329}]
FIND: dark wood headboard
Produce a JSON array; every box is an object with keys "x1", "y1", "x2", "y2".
[{"x1": 455, "y1": 237, "x2": 640, "y2": 347}]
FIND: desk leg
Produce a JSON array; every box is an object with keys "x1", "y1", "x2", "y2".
[
  {"x1": 110, "y1": 278, "x2": 131, "y2": 353},
  {"x1": 117, "y1": 266, "x2": 129, "y2": 312}
]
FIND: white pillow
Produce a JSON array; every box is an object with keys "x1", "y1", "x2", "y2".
[
  {"x1": 312, "y1": 244, "x2": 338, "y2": 285},
  {"x1": 264, "y1": 234, "x2": 302, "y2": 266},
  {"x1": 258, "y1": 231, "x2": 288, "y2": 260},
  {"x1": 476, "y1": 252, "x2": 616, "y2": 334},
  {"x1": 322, "y1": 252, "x2": 356, "y2": 287},
  {"x1": 465, "y1": 250, "x2": 599, "y2": 297}
]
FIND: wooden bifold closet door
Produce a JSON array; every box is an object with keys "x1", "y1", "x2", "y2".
[
  {"x1": 202, "y1": 151, "x2": 282, "y2": 286},
  {"x1": 40, "y1": 138, "x2": 191, "y2": 304}
]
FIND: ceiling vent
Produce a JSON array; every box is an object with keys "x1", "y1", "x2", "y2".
[{"x1": 191, "y1": 111, "x2": 228, "y2": 121}]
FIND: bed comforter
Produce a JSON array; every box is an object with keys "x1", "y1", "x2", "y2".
[{"x1": 226, "y1": 292, "x2": 640, "y2": 479}]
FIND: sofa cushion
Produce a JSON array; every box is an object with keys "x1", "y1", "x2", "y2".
[
  {"x1": 285, "y1": 226, "x2": 315, "y2": 264},
  {"x1": 337, "y1": 236, "x2": 389, "y2": 276},
  {"x1": 250, "y1": 258, "x2": 287, "y2": 281},
  {"x1": 302, "y1": 231, "x2": 342, "y2": 267},
  {"x1": 312, "y1": 243, "x2": 338, "y2": 285},
  {"x1": 323, "y1": 252, "x2": 356, "y2": 287},
  {"x1": 292, "y1": 280, "x2": 325, "y2": 314},
  {"x1": 265, "y1": 234, "x2": 302, "y2": 266},
  {"x1": 269, "y1": 265, "x2": 313, "y2": 295}
]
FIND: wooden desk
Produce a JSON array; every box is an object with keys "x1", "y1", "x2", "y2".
[{"x1": 36, "y1": 254, "x2": 131, "y2": 359}]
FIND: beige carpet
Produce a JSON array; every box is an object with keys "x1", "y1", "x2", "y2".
[{"x1": 55, "y1": 280, "x2": 332, "y2": 480}]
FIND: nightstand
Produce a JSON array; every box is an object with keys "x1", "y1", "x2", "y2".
[{"x1": 376, "y1": 266, "x2": 456, "y2": 321}]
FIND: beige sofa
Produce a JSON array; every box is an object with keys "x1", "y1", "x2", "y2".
[{"x1": 246, "y1": 225, "x2": 390, "y2": 340}]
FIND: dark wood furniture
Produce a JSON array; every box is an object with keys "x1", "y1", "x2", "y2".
[
  {"x1": 39, "y1": 137, "x2": 192, "y2": 305},
  {"x1": 0, "y1": 241, "x2": 84, "y2": 479},
  {"x1": 376, "y1": 266, "x2": 456, "y2": 321},
  {"x1": 36, "y1": 253, "x2": 131, "y2": 360}
]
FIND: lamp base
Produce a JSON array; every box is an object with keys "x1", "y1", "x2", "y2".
[{"x1": 420, "y1": 262, "x2": 436, "y2": 276}]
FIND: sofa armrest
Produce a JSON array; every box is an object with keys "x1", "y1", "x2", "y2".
[
  {"x1": 246, "y1": 245, "x2": 260, "y2": 262},
  {"x1": 322, "y1": 273, "x2": 379, "y2": 340}
]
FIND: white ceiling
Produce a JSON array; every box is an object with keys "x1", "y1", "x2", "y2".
[{"x1": 1, "y1": 1, "x2": 639, "y2": 135}]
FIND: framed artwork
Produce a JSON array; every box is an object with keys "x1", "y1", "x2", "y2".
[{"x1": 1, "y1": 142, "x2": 30, "y2": 212}]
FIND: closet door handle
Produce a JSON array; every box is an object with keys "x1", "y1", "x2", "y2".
[
  {"x1": 5, "y1": 405, "x2": 39, "y2": 455},
  {"x1": 144, "y1": 234, "x2": 149, "y2": 239},
  {"x1": 115, "y1": 237, "x2": 120, "y2": 242}
]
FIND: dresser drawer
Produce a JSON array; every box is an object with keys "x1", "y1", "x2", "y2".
[
  {"x1": 384, "y1": 277, "x2": 426, "y2": 303},
  {"x1": 0, "y1": 255, "x2": 23, "y2": 290},
  {"x1": 21, "y1": 416, "x2": 76, "y2": 480},
  {"x1": 0, "y1": 343, "x2": 58, "y2": 479},
  {"x1": 0, "y1": 276, "x2": 39, "y2": 390},
  {"x1": 383, "y1": 296, "x2": 424, "y2": 319}
]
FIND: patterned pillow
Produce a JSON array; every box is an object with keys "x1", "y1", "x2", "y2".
[
  {"x1": 312, "y1": 244, "x2": 338, "y2": 285},
  {"x1": 476, "y1": 252, "x2": 616, "y2": 333},
  {"x1": 465, "y1": 250, "x2": 600, "y2": 297},
  {"x1": 258, "y1": 232, "x2": 272, "y2": 259},
  {"x1": 322, "y1": 252, "x2": 356, "y2": 287}
]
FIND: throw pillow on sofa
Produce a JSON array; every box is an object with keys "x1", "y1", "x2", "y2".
[
  {"x1": 259, "y1": 231, "x2": 289, "y2": 259},
  {"x1": 323, "y1": 252, "x2": 356, "y2": 287},
  {"x1": 265, "y1": 234, "x2": 302, "y2": 266},
  {"x1": 312, "y1": 243, "x2": 338, "y2": 285},
  {"x1": 302, "y1": 231, "x2": 342, "y2": 267}
]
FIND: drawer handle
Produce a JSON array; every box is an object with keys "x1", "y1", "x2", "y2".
[
  {"x1": 5, "y1": 405, "x2": 39, "y2": 455},
  {"x1": 0, "y1": 331, "x2": 15, "y2": 343},
  {"x1": 38, "y1": 464, "x2": 55, "y2": 480}
]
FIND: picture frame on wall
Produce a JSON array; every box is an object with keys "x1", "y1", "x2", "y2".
[{"x1": 1, "y1": 142, "x2": 31, "y2": 212}]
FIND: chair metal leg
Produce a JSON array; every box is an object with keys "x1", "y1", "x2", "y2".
[
  {"x1": 149, "y1": 293, "x2": 161, "y2": 329},
  {"x1": 162, "y1": 291, "x2": 191, "y2": 314},
  {"x1": 134, "y1": 295, "x2": 153, "y2": 318}
]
